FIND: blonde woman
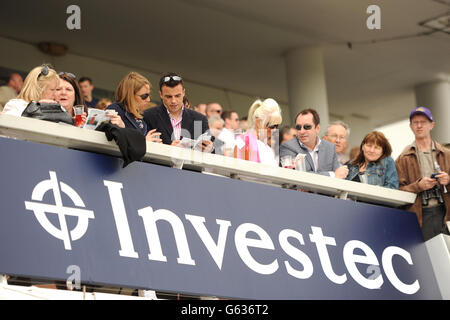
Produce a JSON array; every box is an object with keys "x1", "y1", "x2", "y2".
[
  {"x1": 235, "y1": 98, "x2": 282, "y2": 166},
  {"x1": 2, "y1": 64, "x2": 59, "y2": 116},
  {"x1": 106, "y1": 72, "x2": 161, "y2": 142}
]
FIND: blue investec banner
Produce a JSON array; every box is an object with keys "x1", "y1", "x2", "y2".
[{"x1": 0, "y1": 137, "x2": 441, "y2": 299}]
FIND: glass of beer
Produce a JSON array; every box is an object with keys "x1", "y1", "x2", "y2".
[{"x1": 73, "y1": 105, "x2": 84, "y2": 127}]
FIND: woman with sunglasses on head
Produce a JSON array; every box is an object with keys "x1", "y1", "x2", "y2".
[
  {"x1": 346, "y1": 131, "x2": 399, "y2": 189},
  {"x1": 2, "y1": 64, "x2": 59, "y2": 116},
  {"x1": 106, "y1": 72, "x2": 161, "y2": 142},
  {"x1": 234, "y1": 98, "x2": 282, "y2": 166},
  {"x1": 57, "y1": 72, "x2": 124, "y2": 128}
]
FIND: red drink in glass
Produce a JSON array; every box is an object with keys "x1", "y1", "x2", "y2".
[{"x1": 75, "y1": 114, "x2": 83, "y2": 127}]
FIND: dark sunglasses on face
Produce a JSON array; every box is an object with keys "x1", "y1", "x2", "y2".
[
  {"x1": 267, "y1": 124, "x2": 279, "y2": 129},
  {"x1": 136, "y1": 93, "x2": 150, "y2": 100},
  {"x1": 58, "y1": 72, "x2": 76, "y2": 79},
  {"x1": 295, "y1": 124, "x2": 313, "y2": 131},
  {"x1": 163, "y1": 75, "x2": 182, "y2": 83}
]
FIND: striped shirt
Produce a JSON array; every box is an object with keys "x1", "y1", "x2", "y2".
[{"x1": 167, "y1": 106, "x2": 184, "y2": 141}]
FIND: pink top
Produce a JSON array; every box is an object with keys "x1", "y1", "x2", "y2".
[{"x1": 235, "y1": 132, "x2": 261, "y2": 163}]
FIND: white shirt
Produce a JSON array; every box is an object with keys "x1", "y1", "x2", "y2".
[
  {"x1": 299, "y1": 138, "x2": 335, "y2": 177},
  {"x1": 2, "y1": 99, "x2": 29, "y2": 116},
  {"x1": 257, "y1": 140, "x2": 278, "y2": 167}
]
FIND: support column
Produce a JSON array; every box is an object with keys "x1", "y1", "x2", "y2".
[
  {"x1": 415, "y1": 81, "x2": 450, "y2": 144},
  {"x1": 285, "y1": 47, "x2": 330, "y2": 135}
]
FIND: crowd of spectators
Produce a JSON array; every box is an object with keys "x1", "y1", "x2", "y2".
[{"x1": 0, "y1": 64, "x2": 449, "y2": 242}]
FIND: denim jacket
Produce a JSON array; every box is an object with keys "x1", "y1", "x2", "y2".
[{"x1": 346, "y1": 156, "x2": 399, "y2": 189}]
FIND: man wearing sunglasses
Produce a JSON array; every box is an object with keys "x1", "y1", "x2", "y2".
[
  {"x1": 143, "y1": 72, "x2": 211, "y2": 151},
  {"x1": 206, "y1": 102, "x2": 223, "y2": 119},
  {"x1": 280, "y1": 108, "x2": 348, "y2": 178}
]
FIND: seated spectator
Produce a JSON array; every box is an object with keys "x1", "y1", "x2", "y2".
[
  {"x1": 346, "y1": 131, "x2": 398, "y2": 189},
  {"x1": 218, "y1": 110, "x2": 239, "y2": 152},
  {"x1": 2, "y1": 64, "x2": 59, "y2": 116},
  {"x1": 183, "y1": 95, "x2": 192, "y2": 109},
  {"x1": 206, "y1": 102, "x2": 222, "y2": 119},
  {"x1": 208, "y1": 115, "x2": 225, "y2": 155},
  {"x1": 322, "y1": 121, "x2": 350, "y2": 165},
  {"x1": 0, "y1": 73, "x2": 23, "y2": 111},
  {"x1": 208, "y1": 115, "x2": 224, "y2": 137},
  {"x1": 279, "y1": 125, "x2": 297, "y2": 145},
  {"x1": 106, "y1": 72, "x2": 159, "y2": 141},
  {"x1": 143, "y1": 72, "x2": 211, "y2": 151},
  {"x1": 55, "y1": 72, "x2": 88, "y2": 127},
  {"x1": 78, "y1": 76, "x2": 99, "y2": 108},
  {"x1": 57, "y1": 72, "x2": 124, "y2": 128},
  {"x1": 235, "y1": 98, "x2": 282, "y2": 166},
  {"x1": 280, "y1": 108, "x2": 348, "y2": 178},
  {"x1": 194, "y1": 103, "x2": 207, "y2": 116},
  {"x1": 96, "y1": 98, "x2": 112, "y2": 110}
]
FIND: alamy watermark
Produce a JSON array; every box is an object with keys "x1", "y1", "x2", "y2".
[
  {"x1": 66, "y1": 5, "x2": 81, "y2": 30},
  {"x1": 366, "y1": 5, "x2": 381, "y2": 30},
  {"x1": 66, "y1": 265, "x2": 81, "y2": 290}
]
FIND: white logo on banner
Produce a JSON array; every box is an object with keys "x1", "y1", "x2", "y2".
[{"x1": 24, "y1": 171, "x2": 94, "y2": 250}]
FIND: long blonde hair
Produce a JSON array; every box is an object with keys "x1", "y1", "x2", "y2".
[
  {"x1": 115, "y1": 72, "x2": 151, "y2": 119},
  {"x1": 17, "y1": 64, "x2": 59, "y2": 102},
  {"x1": 247, "y1": 98, "x2": 282, "y2": 129}
]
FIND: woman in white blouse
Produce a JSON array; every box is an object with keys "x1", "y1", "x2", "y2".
[{"x1": 2, "y1": 64, "x2": 59, "y2": 116}]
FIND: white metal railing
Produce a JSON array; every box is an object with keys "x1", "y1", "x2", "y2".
[{"x1": 0, "y1": 114, "x2": 416, "y2": 207}]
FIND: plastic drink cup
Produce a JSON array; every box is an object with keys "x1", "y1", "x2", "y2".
[
  {"x1": 281, "y1": 155, "x2": 294, "y2": 169},
  {"x1": 294, "y1": 154, "x2": 306, "y2": 171},
  {"x1": 73, "y1": 105, "x2": 84, "y2": 127}
]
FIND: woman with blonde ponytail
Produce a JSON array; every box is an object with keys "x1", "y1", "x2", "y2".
[
  {"x1": 2, "y1": 64, "x2": 59, "y2": 116},
  {"x1": 234, "y1": 98, "x2": 282, "y2": 166}
]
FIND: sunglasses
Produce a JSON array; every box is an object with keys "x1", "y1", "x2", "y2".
[
  {"x1": 163, "y1": 75, "x2": 182, "y2": 83},
  {"x1": 295, "y1": 124, "x2": 313, "y2": 131},
  {"x1": 38, "y1": 65, "x2": 49, "y2": 79},
  {"x1": 267, "y1": 124, "x2": 279, "y2": 129},
  {"x1": 136, "y1": 93, "x2": 150, "y2": 100},
  {"x1": 58, "y1": 72, "x2": 76, "y2": 79}
]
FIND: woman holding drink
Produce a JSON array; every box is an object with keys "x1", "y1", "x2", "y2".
[
  {"x1": 56, "y1": 72, "x2": 87, "y2": 126},
  {"x1": 56, "y1": 72, "x2": 124, "y2": 128}
]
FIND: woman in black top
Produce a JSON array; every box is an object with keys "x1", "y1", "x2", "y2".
[{"x1": 106, "y1": 72, "x2": 161, "y2": 142}]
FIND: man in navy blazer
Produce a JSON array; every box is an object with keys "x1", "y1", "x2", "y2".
[
  {"x1": 143, "y1": 73, "x2": 211, "y2": 150},
  {"x1": 280, "y1": 109, "x2": 349, "y2": 178}
]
